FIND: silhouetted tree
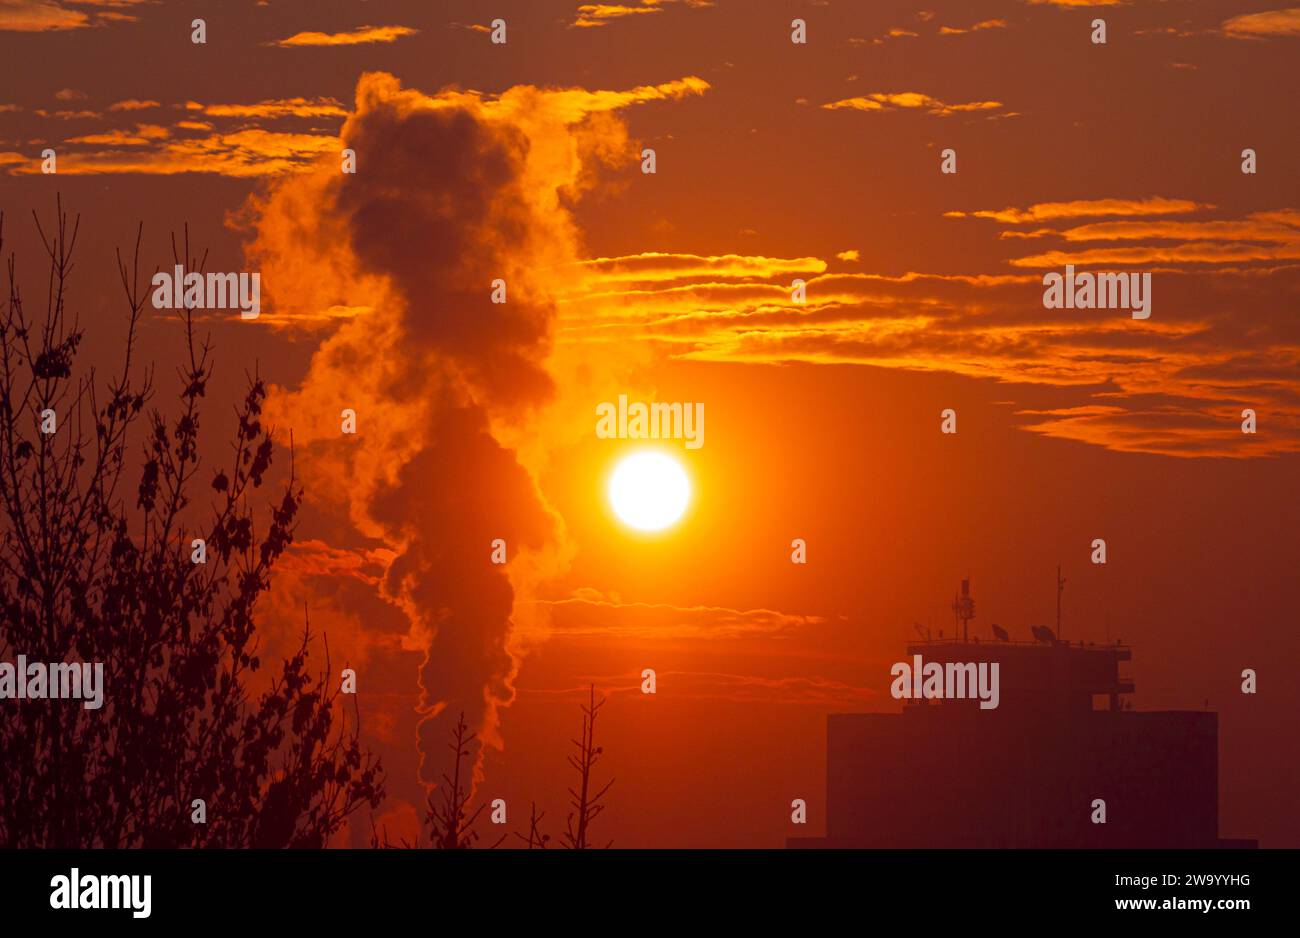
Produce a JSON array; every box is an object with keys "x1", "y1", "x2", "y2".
[
  {"x1": 424, "y1": 710, "x2": 507, "y2": 848},
  {"x1": 562, "y1": 684, "x2": 613, "y2": 849},
  {"x1": 514, "y1": 801, "x2": 549, "y2": 849},
  {"x1": 0, "y1": 201, "x2": 383, "y2": 847}
]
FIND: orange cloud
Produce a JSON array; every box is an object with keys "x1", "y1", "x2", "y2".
[
  {"x1": 1048, "y1": 214, "x2": 1300, "y2": 245},
  {"x1": 0, "y1": 0, "x2": 87, "y2": 31},
  {"x1": 33, "y1": 108, "x2": 101, "y2": 119},
  {"x1": 109, "y1": 99, "x2": 160, "y2": 111},
  {"x1": 65, "y1": 123, "x2": 169, "y2": 146},
  {"x1": 1010, "y1": 242, "x2": 1300, "y2": 268},
  {"x1": 1221, "y1": 8, "x2": 1300, "y2": 39},
  {"x1": 188, "y1": 97, "x2": 349, "y2": 119},
  {"x1": 1023, "y1": 0, "x2": 1125, "y2": 6},
  {"x1": 571, "y1": 0, "x2": 712, "y2": 29},
  {"x1": 522, "y1": 593, "x2": 835, "y2": 641},
  {"x1": 271, "y1": 24, "x2": 419, "y2": 47},
  {"x1": 2, "y1": 128, "x2": 337, "y2": 175},
  {"x1": 568, "y1": 251, "x2": 824, "y2": 287},
  {"x1": 947, "y1": 197, "x2": 1207, "y2": 224},
  {"x1": 823, "y1": 92, "x2": 1004, "y2": 117},
  {"x1": 0, "y1": 0, "x2": 145, "y2": 31},
  {"x1": 551, "y1": 216, "x2": 1300, "y2": 459},
  {"x1": 1016, "y1": 405, "x2": 1300, "y2": 458},
  {"x1": 940, "y1": 19, "x2": 1007, "y2": 35},
  {"x1": 981, "y1": 204, "x2": 1300, "y2": 268}
]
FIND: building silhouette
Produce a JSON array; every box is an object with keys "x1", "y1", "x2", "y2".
[{"x1": 792, "y1": 605, "x2": 1254, "y2": 848}]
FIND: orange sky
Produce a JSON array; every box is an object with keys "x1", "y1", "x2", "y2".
[{"x1": 1, "y1": 0, "x2": 1297, "y2": 847}]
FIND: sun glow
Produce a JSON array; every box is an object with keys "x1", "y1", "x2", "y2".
[{"x1": 607, "y1": 450, "x2": 691, "y2": 532}]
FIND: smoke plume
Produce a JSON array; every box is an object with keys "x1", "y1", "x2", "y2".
[{"x1": 242, "y1": 71, "x2": 705, "y2": 792}]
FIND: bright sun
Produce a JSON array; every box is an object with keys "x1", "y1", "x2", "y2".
[{"x1": 608, "y1": 450, "x2": 691, "y2": 532}]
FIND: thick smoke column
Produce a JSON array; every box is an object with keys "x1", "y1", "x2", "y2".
[{"x1": 244, "y1": 72, "x2": 705, "y2": 792}]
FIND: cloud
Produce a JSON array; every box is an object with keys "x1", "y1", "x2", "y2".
[
  {"x1": 836, "y1": 249, "x2": 860, "y2": 262},
  {"x1": 271, "y1": 24, "x2": 420, "y2": 47},
  {"x1": 278, "y1": 540, "x2": 397, "y2": 586},
  {"x1": 109, "y1": 99, "x2": 160, "y2": 111},
  {"x1": 1220, "y1": 8, "x2": 1300, "y2": 39},
  {"x1": 2, "y1": 127, "x2": 337, "y2": 175},
  {"x1": 2, "y1": 73, "x2": 707, "y2": 178},
  {"x1": 0, "y1": 0, "x2": 145, "y2": 31},
  {"x1": 939, "y1": 19, "x2": 1007, "y2": 35},
  {"x1": 568, "y1": 251, "x2": 824, "y2": 287},
  {"x1": 0, "y1": 0, "x2": 87, "y2": 30},
  {"x1": 570, "y1": 0, "x2": 712, "y2": 29},
  {"x1": 521, "y1": 591, "x2": 835, "y2": 641},
  {"x1": 65, "y1": 123, "x2": 169, "y2": 146},
  {"x1": 946, "y1": 197, "x2": 1207, "y2": 224},
  {"x1": 187, "y1": 97, "x2": 349, "y2": 119},
  {"x1": 1, "y1": 95, "x2": 359, "y2": 176},
  {"x1": 550, "y1": 196, "x2": 1300, "y2": 459},
  {"x1": 822, "y1": 92, "x2": 1005, "y2": 117},
  {"x1": 1016, "y1": 403, "x2": 1299, "y2": 458},
  {"x1": 1010, "y1": 241, "x2": 1300, "y2": 268},
  {"x1": 1022, "y1": 0, "x2": 1125, "y2": 7},
  {"x1": 996, "y1": 208, "x2": 1300, "y2": 268}
]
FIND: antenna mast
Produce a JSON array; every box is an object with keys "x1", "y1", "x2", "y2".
[
  {"x1": 952, "y1": 578, "x2": 976, "y2": 641},
  {"x1": 1056, "y1": 564, "x2": 1066, "y2": 642}
]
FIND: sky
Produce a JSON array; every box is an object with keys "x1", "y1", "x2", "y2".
[{"x1": 1, "y1": 0, "x2": 1297, "y2": 847}]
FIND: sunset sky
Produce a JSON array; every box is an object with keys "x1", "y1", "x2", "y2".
[{"x1": 1, "y1": 0, "x2": 1297, "y2": 847}]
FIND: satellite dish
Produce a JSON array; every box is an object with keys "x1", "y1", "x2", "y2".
[
  {"x1": 1030, "y1": 624, "x2": 1057, "y2": 644},
  {"x1": 991, "y1": 624, "x2": 1009, "y2": 642}
]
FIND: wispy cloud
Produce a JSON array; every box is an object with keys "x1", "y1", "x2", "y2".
[
  {"x1": 65, "y1": 123, "x2": 168, "y2": 146},
  {"x1": 570, "y1": 0, "x2": 713, "y2": 30},
  {"x1": 822, "y1": 92, "x2": 1005, "y2": 117},
  {"x1": 0, "y1": 0, "x2": 145, "y2": 32},
  {"x1": 271, "y1": 25, "x2": 419, "y2": 48},
  {"x1": 554, "y1": 193, "x2": 1300, "y2": 458},
  {"x1": 946, "y1": 197, "x2": 1207, "y2": 224},
  {"x1": 186, "y1": 97, "x2": 349, "y2": 119},
  {"x1": 0, "y1": 0, "x2": 89, "y2": 31},
  {"x1": 1022, "y1": 0, "x2": 1125, "y2": 7},
  {"x1": 521, "y1": 589, "x2": 836, "y2": 641},
  {"x1": 1, "y1": 127, "x2": 337, "y2": 175},
  {"x1": 109, "y1": 99, "x2": 160, "y2": 111},
  {"x1": 1220, "y1": 7, "x2": 1300, "y2": 39}
]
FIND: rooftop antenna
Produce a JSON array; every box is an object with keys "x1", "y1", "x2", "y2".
[
  {"x1": 951, "y1": 578, "x2": 975, "y2": 642},
  {"x1": 1056, "y1": 564, "x2": 1066, "y2": 643}
]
